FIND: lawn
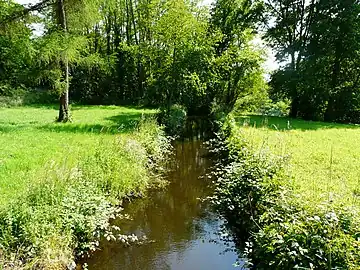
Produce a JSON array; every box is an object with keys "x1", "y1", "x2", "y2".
[
  {"x1": 0, "y1": 105, "x2": 155, "y2": 207},
  {"x1": 237, "y1": 115, "x2": 360, "y2": 208}
]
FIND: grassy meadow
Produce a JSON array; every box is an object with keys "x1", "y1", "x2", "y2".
[
  {"x1": 0, "y1": 105, "x2": 170, "y2": 268},
  {"x1": 237, "y1": 115, "x2": 360, "y2": 208},
  {"x1": 0, "y1": 105, "x2": 155, "y2": 207}
]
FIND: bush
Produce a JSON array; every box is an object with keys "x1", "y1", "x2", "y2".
[
  {"x1": 158, "y1": 104, "x2": 187, "y2": 136},
  {"x1": 210, "y1": 114, "x2": 360, "y2": 269},
  {"x1": 260, "y1": 100, "x2": 290, "y2": 117},
  {"x1": 0, "y1": 86, "x2": 58, "y2": 107}
]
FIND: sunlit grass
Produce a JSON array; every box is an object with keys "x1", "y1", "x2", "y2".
[
  {"x1": 0, "y1": 105, "x2": 156, "y2": 207},
  {"x1": 237, "y1": 115, "x2": 360, "y2": 208}
]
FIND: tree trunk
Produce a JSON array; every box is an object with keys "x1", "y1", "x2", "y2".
[
  {"x1": 290, "y1": 95, "x2": 299, "y2": 118},
  {"x1": 324, "y1": 50, "x2": 341, "y2": 122},
  {"x1": 57, "y1": 0, "x2": 70, "y2": 122},
  {"x1": 105, "y1": 15, "x2": 111, "y2": 55}
]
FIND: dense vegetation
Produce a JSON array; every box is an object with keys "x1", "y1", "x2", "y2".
[
  {"x1": 266, "y1": 0, "x2": 360, "y2": 123},
  {"x1": 0, "y1": 106, "x2": 171, "y2": 268},
  {"x1": 211, "y1": 115, "x2": 360, "y2": 269},
  {"x1": 0, "y1": 0, "x2": 267, "y2": 119}
]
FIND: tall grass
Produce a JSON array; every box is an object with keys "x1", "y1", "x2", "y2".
[
  {"x1": 237, "y1": 115, "x2": 360, "y2": 208},
  {"x1": 211, "y1": 114, "x2": 360, "y2": 269},
  {"x1": 0, "y1": 106, "x2": 170, "y2": 269}
]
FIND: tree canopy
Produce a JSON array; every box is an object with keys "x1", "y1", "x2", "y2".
[{"x1": 1, "y1": 0, "x2": 359, "y2": 123}]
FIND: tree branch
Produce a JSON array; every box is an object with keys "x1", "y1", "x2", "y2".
[{"x1": 0, "y1": 0, "x2": 54, "y2": 25}]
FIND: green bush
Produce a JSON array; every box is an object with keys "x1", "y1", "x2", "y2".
[
  {"x1": 159, "y1": 104, "x2": 187, "y2": 137},
  {"x1": 0, "y1": 85, "x2": 58, "y2": 107},
  {"x1": 211, "y1": 114, "x2": 360, "y2": 269},
  {"x1": 260, "y1": 100, "x2": 290, "y2": 117}
]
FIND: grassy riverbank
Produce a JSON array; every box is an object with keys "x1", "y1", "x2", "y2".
[
  {"x1": 0, "y1": 105, "x2": 170, "y2": 269},
  {"x1": 212, "y1": 115, "x2": 360, "y2": 269}
]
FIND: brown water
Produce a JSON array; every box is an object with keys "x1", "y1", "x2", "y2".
[{"x1": 80, "y1": 140, "x2": 245, "y2": 270}]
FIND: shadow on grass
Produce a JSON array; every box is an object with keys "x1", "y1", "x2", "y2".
[
  {"x1": 0, "y1": 110, "x2": 151, "y2": 135},
  {"x1": 0, "y1": 124, "x2": 30, "y2": 133},
  {"x1": 238, "y1": 115, "x2": 360, "y2": 131},
  {"x1": 36, "y1": 113, "x2": 143, "y2": 134}
]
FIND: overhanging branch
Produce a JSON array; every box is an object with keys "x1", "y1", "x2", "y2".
[{"x1": 0, "y1": 0, "x2": 54, "y2": 25}]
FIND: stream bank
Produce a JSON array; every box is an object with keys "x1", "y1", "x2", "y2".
[{"x1": 79, "y1": 139, "x2": 245, "y2": 270}]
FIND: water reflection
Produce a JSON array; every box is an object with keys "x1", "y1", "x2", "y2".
[{"x1": 81, "y1": 140, "x2": 244, "y2": 270}]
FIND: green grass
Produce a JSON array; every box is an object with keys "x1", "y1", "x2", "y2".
[
  {"x1": 0, "y1": 105, "x2": 170, "y2": 268},
  {"x1": 237, "y1": 115, "x2": 360, "y2": 207},
  {"x1": 0, "y1": 105, "x2": 155, "y2": 207}
]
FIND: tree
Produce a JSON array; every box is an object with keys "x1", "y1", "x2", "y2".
[
  {"x1": 1, "y1": 0, "x2": 103, "y2": 122},
  {"x1": 0, "y1": 1, "x2": 34, "y2": 90},
  {"x1": 209, "y1": 0, "x2": 267, "y2": 114},
  {"x1": 264, "y1": 0, "x2": 316, "y2": 117},
  {"x1": 267, "y1": 0, "x2": 360, "y2": 123}
]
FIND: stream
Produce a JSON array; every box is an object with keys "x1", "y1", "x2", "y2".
[{"x1": 79, "y1": 139, "x2": 246, "y2": 270}]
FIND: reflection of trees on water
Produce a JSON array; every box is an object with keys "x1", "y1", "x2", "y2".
[{"x1": 84, "y1": 140, "x2": 220, "y2": 270}]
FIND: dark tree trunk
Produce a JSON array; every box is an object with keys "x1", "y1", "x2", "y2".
[
  {"x1": 114, "y1": 12, "x2": 121, "y2": 51},
  {"x1": 125, "y1": 0, "x2": 131, "y2": 44},
  {"x1": 106, "y1": 15, "x2": 111, "y2": 55},
  {"x1": 94, "y1": 24, "x2": 100, "y2": 53},
  {"x1": 324, "y1": 98, "x2": 335, "y2": 122},
  {"x1": 57, "y1": 0, "x2": 70, "y2": 122},
  {"x1": 290, "y1": 96, "x2": 299, "y2": 118},
  {"x1": 324, "y1": 52, "x2": 341, "y2": 122}
]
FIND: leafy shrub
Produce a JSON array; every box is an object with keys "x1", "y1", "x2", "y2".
[
  {"x1": 211, "y1": 114, "x2": 360, "y2": 269},
  {"x1": 158, "y1": 104, "x2": 187, "y2": 136},
  {"x1": 260, "y1": 100, "x2": 290, "y2": 117}
]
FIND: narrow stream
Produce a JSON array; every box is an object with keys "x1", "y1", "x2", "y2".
[{"x1": 80, "y1": 139, "x2": 245, "y2": 270}]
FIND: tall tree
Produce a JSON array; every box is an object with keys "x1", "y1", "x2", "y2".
[
  {"x1": 1, "y1": 0, "x2": 103, "y2": 121},
  {"x1": 56, "y1": 0, "x2": 69, "y2": 121},
  {"x1": 268, "y1": 0, "x2": 360, "y2": 123},
  {"x1": 209, "y1": 0, "x2": 266, "y2": 113},
  {"x1": 264, "y1": 0, "x2": 316, "y2": 117}
]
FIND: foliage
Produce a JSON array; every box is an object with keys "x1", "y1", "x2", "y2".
[
  {"x1": 210, "y1": 114, "x2": 360, "y2": 269},
  {"x1": 0, "y1": 1, "x2": 35, "y2": 89},
  {"x1": 265, "y1": 0, "x2": 360, "y2": 123},
  {"x1": 0, "y1": 105, "x2": 170, "y2": 269},
  {"x1": 1, "y1": 0, "x2": 267, "y2": 118},
  {"x1": 259, "y1": 99, "x2": 290, "y2": 117},
  {"x1": 158, "y1": 104, "x2": 188, "y2": 137}
]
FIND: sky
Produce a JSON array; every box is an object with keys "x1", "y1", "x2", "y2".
[
  {"x1": 17, "y1": 0, "x2": 36, "y2": 4},
  {"x1": 15, "y1": 0, "x2": 279, "y2": 72},
  {"x1": 16, "y1": 0, "x2": 35, "y2": 5}
]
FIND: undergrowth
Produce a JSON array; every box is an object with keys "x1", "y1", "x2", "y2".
[
  {"x1": 210, "y1": 114, "x2": 360, "y2": 269},
  {"x1": 0, "y1": 114, "x2": 171, "y2": 269}
]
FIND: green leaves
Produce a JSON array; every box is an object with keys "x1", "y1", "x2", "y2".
[{"x1": 267, "y1": 0, "x2": 360, "y2": 123}]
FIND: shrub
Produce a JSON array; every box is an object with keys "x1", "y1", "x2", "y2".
[
  {"x1": 260, "y1": 100, "x2": 290, "y2": 117},
  {"x1": 0, "y1": 86, "x2": 58, "y2": 107},
  {"x1": 158, "y1": 104, "x2": 187, "y2": 136}
]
